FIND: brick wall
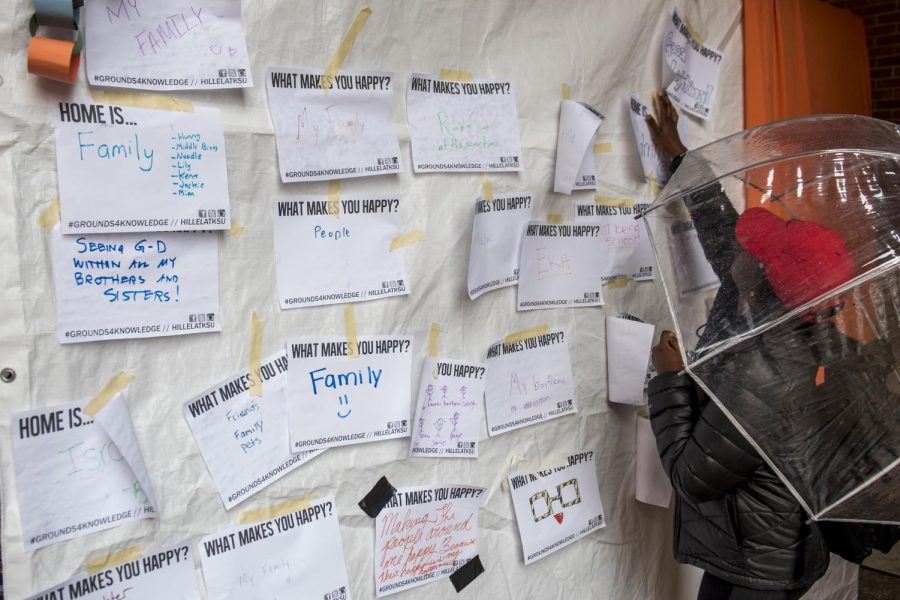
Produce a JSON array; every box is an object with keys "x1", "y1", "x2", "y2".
[{"x1": 826, "y1": 0, "x2": 900, "y2": 123}]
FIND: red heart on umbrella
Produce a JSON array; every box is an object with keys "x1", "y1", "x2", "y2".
[
  {"x1": 735, "y1": 207, "x2": 855, "y2": 310},
  {"x1": 554, "y1": 513, "x2": 564, "y2": 524}
]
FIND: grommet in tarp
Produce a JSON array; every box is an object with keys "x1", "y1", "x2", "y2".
[{"x1": 1, "y1": 368, "x2": 16, "y2": 383}]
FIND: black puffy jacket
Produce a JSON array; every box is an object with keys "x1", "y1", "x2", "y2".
[
  {"x1": 648, "y1": 372, "x2": 829, "y2": 590},
  {"x1": 648, "y1": 157, "x2": 831, "y2": 590}
]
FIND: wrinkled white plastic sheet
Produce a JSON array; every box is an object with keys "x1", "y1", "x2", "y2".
[{"x1": 0, "y1": 1, "x2": 745, "y2": 598}]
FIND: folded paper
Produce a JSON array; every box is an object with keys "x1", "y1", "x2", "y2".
[{"x1": 554, "y1": 100, "x2": 603, "y2": 194}]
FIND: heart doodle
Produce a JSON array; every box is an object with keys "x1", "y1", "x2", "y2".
[{"x1": 228, "y1": 47, "x2": 238, "y2": 57}]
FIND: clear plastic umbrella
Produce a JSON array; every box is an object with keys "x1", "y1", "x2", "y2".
[{"x1": 640, "y1": 114, "x2": 900, "y2": 524}]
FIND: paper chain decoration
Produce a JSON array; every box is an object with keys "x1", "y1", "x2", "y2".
[{"x1": 27, "y1": 0, "x2": 83, "y2": 84}]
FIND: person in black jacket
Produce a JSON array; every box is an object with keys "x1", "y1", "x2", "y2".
[
  {"x1": 646, "y1": 91, "x2": 900, "y2": 599},
  {"x1": 644, "y1": 92, "x2": 831, "y2": 600}
]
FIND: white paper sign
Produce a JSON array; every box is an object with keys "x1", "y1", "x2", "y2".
[
  {"x1": 628, "y1": 95, "x2": 669, "y2": 184},
  {"x1": 517, "y1": 221, "x2": 606, "y2": 310},
  {"x1": 84, "y1": 0, "x2": 252, "y2": 90},
  {"x1": 183, "y1": 352, "x2": 323, "y2": 509},
  {"x1": 407, "y1": 73, "x2": 523, "y2": 172},
  {"x1": 273, "y1": 196, "x2": 408, "y2": 309},
  {"x1": 574, "y1": 199, "x2": 656, "y2": 282},
  {"x1": 266, "y1": 68, "x2": 402, "y2": 182},
  {"x1": 669, "y1": 219, "x2": 721, "y2": 296},
  {"x1": 467, "y1": 193, "x2": 533, "y2": 299},
  {"x1": 573, "y1": 138, "x2": 598, "y2": 191},
  {"x1": 554, "y1": 100, "x2": 603, "y2": 194},
  {"x1": 409, "y1": 358, "x2": 486, "y2": 458},
  {"x1": 484, "y1": 329, "x2": 576, "y2": 436},
  {"x1": 26, "y1": 541, "x2": 201, "y2": 600},
  {"x1": 636, "y1": 416, "x2": 673, "y2": 508},
  {"x1": 605, "y1": 316, "x2": 656, "y2": 405},
  {"x1": 199, "y1": 497, "x2": 351, "y2": 600},
  {"x1": 508, "y1": 452, "x2": 606, "y2": 564},
  {"x1": 286, "y1": 336, "x2": 413, "y2": 451},
  {"x1": 663, "y1": 10, "x2": 725, "y2": 120},
  {"x1": 375, "y1": 485, "x2": 484, "y2": 596},
  {"x1": 55, "y1": 101, "x2": 230, "y2": 233},
  {"x1": 51, "y1": 226, "x2": 220, "y2": 343},
  {"x1": 12, "y1": 395, "x2": 156, "y2": 550}
]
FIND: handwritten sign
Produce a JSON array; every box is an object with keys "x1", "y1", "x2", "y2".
[
  {"x1": 605, "y1": 316, "x2": 656, "y2": 405},
  {"x1": 26, "y1": 542, "x2": 201, "y2": 600},
  {"x1": 376, "y1": 485, "x2": 484, "y2": 596},
  {"x1": 554, "y1": 100, "x2": 603, "y2": 194},
  {"x1": 84, "y1": 0, "x2": 252, "y2": 90},
  {"x1": 199, "y1": 496, "x2": 351, "y2": 600},
  {"x1": 517, "y1": 222, "x2": 606, "y2": 310},
  {"x1": 467, "y1": 193, "x2": 533, "y2": 300},
  {"x1": 407, "y1": 72, "x2": 523, "y2": 172},
  {"x1": 636, "y1": 415, "x2": 673, "y2": 508},
  {"x1": 12, "y1": 395, "x2": 156, "y2": 550},
  {"x1": 266, "y1": 68, "x2": 402, "y2": 182},
  {"x1": 273, "y1": 196, "x2": 409, "y2": 309},
  {"x1": 668, "y1": 219, "x2": 721, "y2": 296},
  {"x1": 51, "y1": 226, "x2": 220, "y2": 343},
  {"x1": 55, "y1": 101, "x2": 230, "y2": 233},
  {"x1": 484, "y1": 329, "x2": 576, "y2": 436},
  {"x1": 628, "y1": 95, "x2": 674, "y2": 184},
  {"x1": 183, "y1": 352, "x2": 323, "y2": 509},
  {"x1": 409, "y1": 357, "x2": 486, "y2": 458},
  {"x1": 663, "y1": 10, "x2": 725, "y2": 120},
  {"x1": 574, "y1": 199, "x2": 655, "y2": 282},
  {"x1": 286, "y1": 336, "x2": 413, "y2": 451},
  {"x1": 508, "y1": 452, "x2": 606, "y2": 564}
]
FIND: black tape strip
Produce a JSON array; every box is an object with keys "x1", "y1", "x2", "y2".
[
  {"x1": 358, "y1": 476, "x2": 396, "y2": 518},
  {"x1": 449, "y1": 556, "x2": 484, "y2": 593}
]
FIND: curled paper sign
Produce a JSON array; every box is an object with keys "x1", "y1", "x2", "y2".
[
  {"x1": 605, "y1": 316, "x2": 655, "y2": 405},
  {"x1": 554, "y1": 100, "x2": 604, "y2": 194},
  {"x1": 635, "y1": 415, "x2": 673, "y2": 508}
]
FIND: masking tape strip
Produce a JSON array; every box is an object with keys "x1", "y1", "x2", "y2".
[
  {"x1": 38, "y1": 196, "x2": 60, "y2": 230},
  {"x1": 91, "y1": 90, "x2": 194, "y2": 112},
  {"x1": 248, "y1": 311, "x2": 264, "y2": 397},
  {"x1": 648, "y1": 171, "x2": 659, "y2": 197},
  {"x1": 84, "y1": 371, "x2": 135, "y2": 417},
  {"x1": 683, "y1": 14, "x2": 705, "y2": 45},
  {"x1": 344, "y1": 305, "x2": 358, "y2": 357},
  {"x1": 389, "y1": 229, "x2": 425, "y2": 251},
  {"x1": 546, "y1": 213, "x2": 564, "y2": 224},
  {"x1": 428, "y1": 322, "x2": 441, "y2": 358},
  {"x1": 86, "y1": 545, "x2": 142, "y2": 576},
  {"x1": 607, "y1": 276, "x2": 632, "y2": 289},
  {"x1": 239, "y1": 495, "x2": 315, "y2": 524},
  {"x1": 450, "y1": 556, "x2": 485, "y2": 592},
  {"x1": 321, "y1": 5, "x2": 373, "y2": 93},
  {"x1": 561, "y1": 83, "x2": 571, "y2": 100},
  {"x1": 480, "y1": 173, "x2": 493, "y2": 202},
  {"x1": 327, "y1": 181, "x2": 341, "y2": 218},
  {"x1": 439, "y1": 68, "x2": 474, "y2": 81},
  {"x1": 592, "y1": 142, "x2": 613, "y2": 154},
  {"x1": 594, "y1": 195, "x2": 634, "y2": 208},
  {"x1": 504, "y1": 324, "x2": 551, "y2": 345},
  {"x1": 229, "y1": 220, "x2": 247, "y2": 237}
]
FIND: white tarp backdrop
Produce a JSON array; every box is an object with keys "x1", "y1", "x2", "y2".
[{"x1": 0, "y1": 1, "x2": 745, "y2": 598}]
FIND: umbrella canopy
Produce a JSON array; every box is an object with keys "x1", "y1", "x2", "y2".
[{"x1": 641, "y1": 115, "x2": 900, "y2": 524}]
